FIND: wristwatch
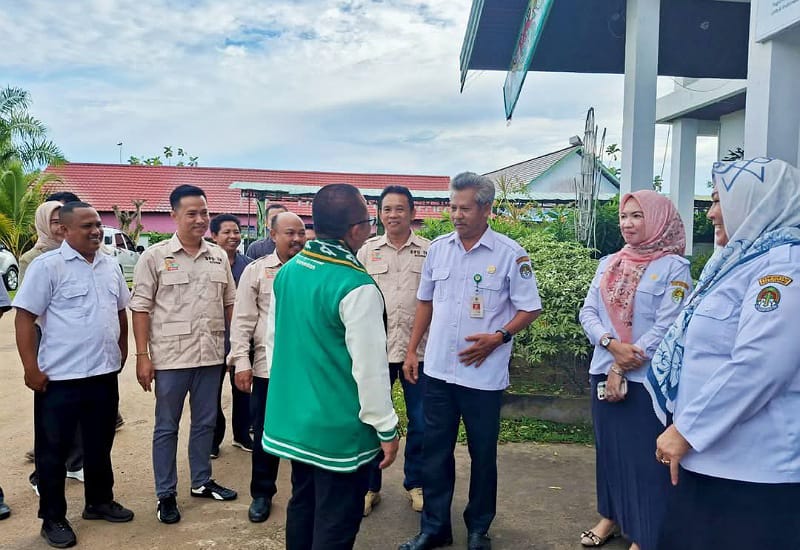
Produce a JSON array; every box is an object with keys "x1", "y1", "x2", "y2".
[
  {"x1": 495, "y1": 328, "x2": 512, "y2": 344},
  {"x1": 600, "y1": 334, "x2": 615, "y2": 348}
]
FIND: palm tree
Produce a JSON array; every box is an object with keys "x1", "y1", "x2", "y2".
[
  {"x1": 0, "y1": 86, "x2": 65, "y2": 170},
  {"x1": 0, "y1": 162, "x2": 60, "y2": 256}
]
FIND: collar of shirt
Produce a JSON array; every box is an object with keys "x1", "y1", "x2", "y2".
[
  {"x1": 374, "y1": 231, "x2": 425, "y2": 250},
  {"x1": 59, "y1": 240, "x2": 104, "y2": 265},
  {"x1": 445, "y1": 226, "x2": 496, "y2": 252},
  {"x1": 167, "y1": 233, "x2": 210, "y2": 257},
  {"x1": 263, "y1": 252, "x2": 283, "y2": 268}
]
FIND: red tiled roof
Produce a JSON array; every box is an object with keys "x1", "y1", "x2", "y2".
[{"x1": 44, "y1": 163, "x2": 452, "y2": 219}]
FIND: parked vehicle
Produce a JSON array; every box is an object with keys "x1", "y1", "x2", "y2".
[
  {"x1": 103, "y1": 227, "x2": 144, "y2": 282},
  {"x1": 0, "y1": 244, "x2": 19, "y2": 291}
]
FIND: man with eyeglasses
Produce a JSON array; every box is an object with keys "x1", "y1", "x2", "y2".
[
  {"x1": 262, "y1": 183, "x2": 398, "y2": 550},
  {"x1": 358, "y1": 185, "x2": 430, "y2": 516}
]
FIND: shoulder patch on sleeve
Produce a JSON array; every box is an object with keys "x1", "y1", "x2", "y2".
[
  {"x1": 518, "y1": 262, "x2": 533, "y2": 279},
  {"x1": 516, "y1": 255, "x2": 531, "y2": 265},
  {"x1": 755, "y1": 286, "x2": 781, "y2": 312},
  {"x1": 670, "y1": 280, "x2": 689, "y2": 290}
]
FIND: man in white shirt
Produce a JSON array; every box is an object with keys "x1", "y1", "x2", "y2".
[{"x1": 14, "y1": 201, "x2": 134, "y2": 548}]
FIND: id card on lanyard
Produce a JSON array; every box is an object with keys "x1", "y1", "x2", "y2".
[{"x1": 470, "y1": 273, "x2": 484, "y2": 318}]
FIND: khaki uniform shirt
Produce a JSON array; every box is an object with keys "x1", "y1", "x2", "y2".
[
  {"x1": 129, "y1": 234, "x2": 236, "y2": 370},
  {"x1": 357, "y1": 231, "x2": 430, "y2": 363},
  {"x1": 227, "y1": 252, "x2": 282, "y2": 378}
]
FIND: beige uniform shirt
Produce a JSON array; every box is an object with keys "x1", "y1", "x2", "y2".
[
  {"x1": 227, "y1": 252, "x2": 282, "y2": 378},
  {"x1": 129, "y1": 234, "x2": 236, "y2": 370},
  {"x1": 357, "y1": 231, "x2": 430, "y2": 363}
]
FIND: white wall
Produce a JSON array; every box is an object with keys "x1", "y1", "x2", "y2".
[{"x1": 718, "y1": 109, "x2": 746, "y2": 160}]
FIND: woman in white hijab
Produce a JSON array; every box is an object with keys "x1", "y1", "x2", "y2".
[
  {"x1": 19, "y1": 200, "x2": 65, "y2": 281},
  {"x1": 646, "y1": 157, "x2": 800, "y2": 549}
]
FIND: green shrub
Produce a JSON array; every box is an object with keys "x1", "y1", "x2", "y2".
[
  {"x1": 139, "y1": 231, "x2": 171, "y2": 246},
  {"x1": 690, "y1": 249, "x2": 713, "y2": 281}
]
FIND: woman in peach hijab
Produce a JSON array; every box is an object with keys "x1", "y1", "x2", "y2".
[
  {"x1": 19, "y1": 200, "x2": 65, "y2": 281},
  {"x1": 578, "y1": 190, "x2": 691, "y2": 550}
]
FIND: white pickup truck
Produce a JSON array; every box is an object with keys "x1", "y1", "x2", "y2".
[{"x1": 103, "y1": 227, "x2": 144, "y2": 282}]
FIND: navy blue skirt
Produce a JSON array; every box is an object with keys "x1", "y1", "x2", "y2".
[
  {"x1": 591, "y1": 375, "x2": 672, "y2": 550},
  {"x1": 658, "y1": 467, "x2": 800, "y2": 550}
]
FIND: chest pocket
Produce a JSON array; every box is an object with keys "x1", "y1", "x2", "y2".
[
  {"x1": 636, "y1": 279, "x2": 667, "y2": 320},
  {"x1": 431, "y1": 268, "x2": 450, "y2": 302},
  {"x1": 208, "y1": 270, "x2": 229, "y2": 300},
  {"x1": 56, "y1": 282, "x2": 90, "y2": 318},
  {"x1": 477, "y1": 278, "x2": 504, "y2": 312},
  {"x1": 160, "y1": 270, "x2": 189, "y2": 304},
  {"x1": 367, "y1": 263, "x2": 389, "y2": 280},
  {"x1": 691, "y1": 297, "x2": 738, "y2": 355}
]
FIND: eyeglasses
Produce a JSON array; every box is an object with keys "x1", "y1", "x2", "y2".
[{"x1": 349, "y1": 216, "x2": 377, "y2": 228}]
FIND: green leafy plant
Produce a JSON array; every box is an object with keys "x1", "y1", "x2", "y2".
[{"x1": 0, "y1": 163, "x2": 59, "y2": 255}]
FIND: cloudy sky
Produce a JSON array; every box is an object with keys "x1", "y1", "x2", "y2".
[{"x1": 4, "y1": 0, "x2": 719, "y2": 192}]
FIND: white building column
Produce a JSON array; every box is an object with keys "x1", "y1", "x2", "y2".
[
  {"x1": 620, "y1": 0, "x2": 661, "y2": 194},
  {"x1": 670, "y1": 119, "x2": 697, "y2": 256},
  {"x1": 744, "y1": 1, "x2": 800, "y2": 165}
]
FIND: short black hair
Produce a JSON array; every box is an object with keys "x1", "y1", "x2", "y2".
[
  {"x1": 46, "y1": 191, "x2": 80, "y2": 203},
  {"x1": 312, "y1": 184, "x2": 365, "y2": 239},
  {"x1": 379, "y1": 185, "x2": 414, "y2": 211},
  {"x1": 265, "y1": 203, "x2": 287, "y2": 229},
  {"x1": 210, "y1": 213, "x2": 241, "y2": 235},
  {"x1": 169, "y1": 184, "x2": 206, "y2": 210},
  {"x1": 59, "y1": 201, "x2": 94, "y2": 224}
]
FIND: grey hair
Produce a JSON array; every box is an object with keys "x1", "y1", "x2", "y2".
[{"x1": 450, "y1": 172, "x2": 495, "y2": 206}]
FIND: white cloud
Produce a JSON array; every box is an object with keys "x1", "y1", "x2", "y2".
[{"x1": 4, "y1": 0, "x2": 718, "y2": 192}]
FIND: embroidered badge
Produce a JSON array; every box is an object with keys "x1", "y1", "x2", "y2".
[
  {"x1": 371, "y1": 249, "x2": 382, "y2": 262},
  {"x1": 410, "y1": 249, "x2": 427, "y2": 258},
  {"x1": 519, "y1": 263, "x2": 533, "y2": 280},
  {"x1": 755, "y1": 286, "x2": 781, "y2": 312},
  {"x1": 758, "y1": 274, "x2": 793, "y2": 286},
  {"x1": 515, "y1": 255, "x2": 530, "y2": 265},
  {"x1": 671, "y1": 287, "x2": 685, "y2": 304},
  {"x1": 487, "y1": 265, "x2": 496, "y2": 274},
  {"x1": 164, "y1": 258, "x2": 179, "y2": 272},
  {"x1": 670, "y1": 280, "x2": 689, "y2": 290}
]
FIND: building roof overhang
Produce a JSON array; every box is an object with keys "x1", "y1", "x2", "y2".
[{"x1": 461, "y1": 0, "x2": 751, "y2": 82}]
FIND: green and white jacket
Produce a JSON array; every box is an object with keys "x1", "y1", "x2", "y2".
[{"x1": 262, "y1": 239, "x2": 398, "y2": 472}]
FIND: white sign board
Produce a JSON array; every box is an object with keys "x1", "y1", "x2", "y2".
[{"x1": 755, "y1": 0, "x2": 800, "y2": 42}]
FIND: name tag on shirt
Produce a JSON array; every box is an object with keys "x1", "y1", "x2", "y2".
[{"x1": 470, "y1": 295, "x2": 484, "y2": 318}]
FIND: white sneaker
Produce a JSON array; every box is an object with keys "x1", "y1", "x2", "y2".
[{"x1": 66, "y1": 468, "x2": 84, "y2": 482}]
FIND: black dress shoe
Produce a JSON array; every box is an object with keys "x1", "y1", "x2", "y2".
[
  {"x1": 398, "y1": 532, "x2": 453, "y2": 550},
  {"x1": 467, "y1": 532, "x2": 491, "y2": 550},
  {"x1": 248, "y1": 497, "x2": 272, "y2": 523},
  {"x1": 41, "y1": 518, "x2": 76, "y2": 548}
]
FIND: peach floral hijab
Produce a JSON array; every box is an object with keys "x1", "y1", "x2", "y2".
[{"x1": 599, "y1": 190, "x2": 686, "y2": 343}]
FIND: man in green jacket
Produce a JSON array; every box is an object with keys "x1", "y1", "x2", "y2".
[{"x1": 263, "y1": 183, "x2": 399, "y2": 550}]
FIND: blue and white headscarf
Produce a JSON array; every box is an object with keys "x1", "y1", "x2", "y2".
[{"x1": 645, "y1": 157, "x2": 800, "y2": 425}]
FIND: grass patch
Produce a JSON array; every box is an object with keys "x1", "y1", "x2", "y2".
[{"x1": 391, "y1": 380, "x2": 594, "y2": 446}]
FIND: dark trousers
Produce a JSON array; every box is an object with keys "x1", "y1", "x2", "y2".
[
  {"x1": 286, "y1": 460, "x2": 370, "y2": 550},
  {"x1": 250, "y1": 376, "x2": 280, "y2": 499},
  {"x1": 368, "y1": 362, "x2": 426, "y2": 491},
  {"x1": 35, "y1": 372, "x2": 118, "y2": 521},
  {"x1": 658, "y1": 467, "x2": 800, "y2": 550},
  {"x1": 420, "y1": 375, "x2": 502, "y2": 538},
  {"x1": 213, "y1": 367, "x2": 252, "y2": 449}
]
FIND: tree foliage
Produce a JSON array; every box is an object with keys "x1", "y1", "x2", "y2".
[
  {"x1": 0, "y1": 163, "x2": 60, "y2": 256},
  {"x1": 128, "y1": 146, "x2": 198, "y2": 167},
  {"x1": 0, "y1": 86, "x2": 65, "y2": 170}
]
